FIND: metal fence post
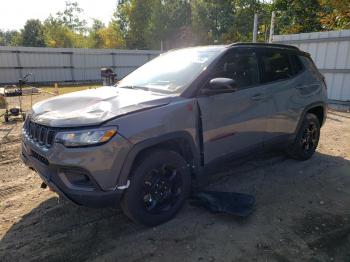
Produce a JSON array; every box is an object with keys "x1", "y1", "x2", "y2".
[{"x1": 14, "y1": 50, "x2": 23, "y2": 80}]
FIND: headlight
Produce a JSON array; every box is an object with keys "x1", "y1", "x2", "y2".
[{"x1": 55, "y1": 127, "x2": 117, "y2": 147}]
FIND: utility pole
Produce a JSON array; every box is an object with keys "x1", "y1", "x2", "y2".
[
  {"x1": 269, "y1": 11, "x2": 276, "y2": 43},
  {"x1": 253, "y1": 13, "x2": 258, "y2": 43}
]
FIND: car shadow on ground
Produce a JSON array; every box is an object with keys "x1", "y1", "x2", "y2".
[{"x1": 1, "y1": 151, "x2": 350, "y2": 262}]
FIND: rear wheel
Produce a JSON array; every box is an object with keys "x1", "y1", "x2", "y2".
[
  {"x1": 121, "y1": 149, "x2": 191, "y2": 226},
  {"x1": 4, "y1": 114, "x2": 9, "y2": 122},
  {"x1": 287, "y1": 113, "x2": 320, "y2": 160}
]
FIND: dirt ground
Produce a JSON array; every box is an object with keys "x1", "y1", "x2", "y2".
[{"x1": 1, "y1": 93, "x2": 350, "y2": 262}]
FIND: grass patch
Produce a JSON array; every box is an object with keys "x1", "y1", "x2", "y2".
[{"x1": 42, "y1": 84, "x2": 101, "y2": 95}]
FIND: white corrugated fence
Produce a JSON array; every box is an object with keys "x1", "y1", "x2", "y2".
[
  {"x1": 2, "y1": 32, "x2": 350, "y2": 103},
  {"x1": 273, "y1": 30, "x2": 350, "y2": 103},
  {"x1": 0, "y1": 46, "x2": 160, "y2": 84}
]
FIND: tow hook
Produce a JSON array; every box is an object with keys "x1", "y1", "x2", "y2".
[{"x1": 40, "y1": 182, "x2": 56, "y2": 192}]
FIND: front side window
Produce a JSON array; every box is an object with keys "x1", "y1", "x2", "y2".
[
  {"x1": 117, "y1": 47, "x2": 223, "y2": 94},
  {"x1": 215, "y1": 51, "x2": 259, "y2": 89},
  {"x1": 260, "y1": 51, "x2": 293, "y2": 83}
]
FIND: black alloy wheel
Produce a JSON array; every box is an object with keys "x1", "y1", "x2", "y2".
[
  {"x1": 121, "y1": 149, "x2": 191, "y2": 226},
  {"x1": 287, "y1": 113, "x2": 320, "y2": 160},
  {"x1": 142, "y1": 164, "x2": 183, "y2": 214}
]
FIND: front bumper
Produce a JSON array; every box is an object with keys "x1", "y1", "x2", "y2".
[{"x1": 21, "y1": 133, "x2": 129, "y2": 208}]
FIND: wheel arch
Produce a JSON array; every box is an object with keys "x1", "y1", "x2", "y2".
[
  {"x1": 296, "y1": 102, "x2": 327, "y2": 134},
  {"x1": 307, "y1": 105, "x2": 326, "y2": 127},
  {"x1": 116, "y1": 131, "x2": 201, "y2": 187}
]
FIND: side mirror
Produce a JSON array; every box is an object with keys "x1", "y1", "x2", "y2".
[{"x1": 202, "y1": 78, "x2": 237, "y2": 95}]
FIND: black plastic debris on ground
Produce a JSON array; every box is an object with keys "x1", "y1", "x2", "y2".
[{"x1": 190, "y1": 191, "x2": 255, "y2": 217}]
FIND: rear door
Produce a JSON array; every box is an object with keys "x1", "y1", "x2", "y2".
[
  {"x1": 258, "y1": 50, "x2": 302, "y2": 143},
  {"x1": 197, "y1": 49, "x2": 268, "y2": 164}
]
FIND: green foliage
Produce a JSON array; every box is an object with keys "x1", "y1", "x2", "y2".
[
  {"x1": 22, "y1": 19, "x2": 45, "y2": 47},
  {"x1": 43, "y1": 16, "x2": 76, "y2": 48},
  {"x1": 191, "y1": 0, "x2": 236, "y2": 43},
  {"x1": 114, "y1": 0, "x2": 192, "y2": 49},
  {"x1": 56, "y1": 1, "x2": 87, "y2": 33},
  {"x1": 89, "y1": 22, "x2": 126, "y2": 49},
  {"x1": 319, "y1": 0, "x2": 350, "y2": 30},
  {"x1": 0, "y1": 30, "x2": 22, "y2": 46},
  {"x1": 114, "y1": 0, "x2": 131, "y2": 38},
  {"x1": 88, "y1": 19, "x2": 106, "y2": 48},
  {"x1": 124, "y1": 0, "x2": 153, "y2": 49},
  {"x1": 273, "y1": 0, "x2": 323, "y2": 34},
  {"x1": 147, "y1": 0, "x2": 191, "y2": 48},
  {"x1": 1, "y1": 0, "x2": 350, "y2": 49}
]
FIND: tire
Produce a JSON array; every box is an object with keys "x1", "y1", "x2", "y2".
[
  {"x1": 121, "y1": 149, "x2": 191, "y2": 226},
  {"x1": 22, "y1": 112, "x2": 26, "y2": 121},
  {"x1": 4, "y1": 115, "x2": 9, "y2": 123},
  {"x1": 287, "y1": 113, "x2": 320, "y2": 161}
]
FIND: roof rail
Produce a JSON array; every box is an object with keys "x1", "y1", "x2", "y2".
[{"x1": 229, "y1": 42, "x2": 300, "y2": 51}]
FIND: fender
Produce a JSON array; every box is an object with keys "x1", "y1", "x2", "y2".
[
  {"x1": 293, "y1": 101, "x2": 327, "y2": 138},
  {"x1": 116, "y1": 131, "x2": 201, "y2": 187}
]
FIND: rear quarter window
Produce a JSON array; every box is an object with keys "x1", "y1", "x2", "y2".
[
  {"x1": 290, "y1": 55, "x2": 304, "y2": 75},
  {"x1": 299, "y1": 55, "x2": 319, "y2": 74}
]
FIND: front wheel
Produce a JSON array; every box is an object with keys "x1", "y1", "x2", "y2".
[
  {"x1": 121, "y1": 149, "x2": 191, "y2": 226},
  {"x1": 287, "y1": 113, "x2": 320, "y2": 161}
]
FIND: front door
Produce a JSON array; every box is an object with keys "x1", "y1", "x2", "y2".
[{"x1": 197, "y1": 49, "x2": 268, "y2": 164}]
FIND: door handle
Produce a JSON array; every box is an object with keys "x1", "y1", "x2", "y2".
[{"x1": 251, "y1": 94, "x2": 266, "y2": 101}]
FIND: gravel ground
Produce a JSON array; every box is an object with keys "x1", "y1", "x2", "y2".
[{"x1": 0, "y1": 93, "x2": 350, "y2": 262}]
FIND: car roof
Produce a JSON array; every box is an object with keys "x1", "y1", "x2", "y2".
[
  {"x1": 228, "y1": 42, "x2": 300, "y2": 51},
  {"x1": 166, "y1": 43, "x2": 308, "y2": 58},
  {"x1": 169, "y1": 43, "x2": 304, "y2": 54}
]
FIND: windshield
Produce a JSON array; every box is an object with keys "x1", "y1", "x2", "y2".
[{"x1": 117, "y1": 47, "x2": 223, "y2": 94}]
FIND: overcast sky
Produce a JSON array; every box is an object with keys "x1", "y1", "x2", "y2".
[{"x1": 0, "y1": 0, "x2": 117, "y2": 31}]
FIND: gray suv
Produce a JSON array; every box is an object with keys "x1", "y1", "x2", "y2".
[{"x1": 21, "y1": 43, "x2": 327, "y2": 226}]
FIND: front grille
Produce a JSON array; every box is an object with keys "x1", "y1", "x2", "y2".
[
  {"x1": 24, "y1": 119, "x2": 56, "y2": 147},
  {"x1": 31, "y1": 150, "x2": 49, "y2": 165}
]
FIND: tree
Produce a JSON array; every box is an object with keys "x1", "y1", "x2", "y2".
[
  {"x1": 96, "y1": 23, "x2": 125, "y2": 48},
  {"x1": 114, "y1": 0, "x2": 131, "y2": 38},
  {"x1": 0, "y1": 30, "x2": 13, "y2": 46},
  {"x1": 0, "y1": 30, "x2": 22, "y2": 46},
  {"x1": 147, "y1": 0, "x2": 191, "y2": 48},
  {"x1": 43, "y1": 16, "x2": 77, "y2": 47},
  {"x1": 273, "y1": 0, "x2": 323, "y2": 34},
  {"x1": 124, "y1": 0, "x2": 152, "y2": 49},
  {"x1": 114, "y1": 0, "x2": 192, "y2": 49},
  {"x1": 231, "y1": 0, "x2": 271, "y2": 42},
  {"x1": 22, "y1": 19, "x2": 45, "y2": 47},
  {"x1": 42, "y1": 1, "x2": 91, "y2": 48},
  {"x1": 88, "y1": 19, "x2": 106, "y2": 48},
  {"x1": 319, "y1": 0, "x2": 350, "y2": 30},
  {"x1": 114, "y1": 0, "x2": 153, "y2": 49},
  {"x1": 56, "y1": 1, "x2": 87, "y2": 33},
  {"x1": 4, "y1": 0, "x2": 350, "y2": 50},
  {"x1": 191, "y1": 0, "x2": 236, "y2": 43}
]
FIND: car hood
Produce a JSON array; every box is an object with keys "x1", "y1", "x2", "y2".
[{"x1": 31, "y1": 86, "x2": 172, "y2": 127}]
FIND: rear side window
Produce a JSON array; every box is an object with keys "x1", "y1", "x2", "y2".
[
  {"x1": 259, "y1": 52, "x2": 293, "y2": 83},
  {"x1": 290, "y1": 55, "x2": 304, "y2": 75},
  {"x1": 217, "y1": 52, "x2": 259, "y2": 89}
]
